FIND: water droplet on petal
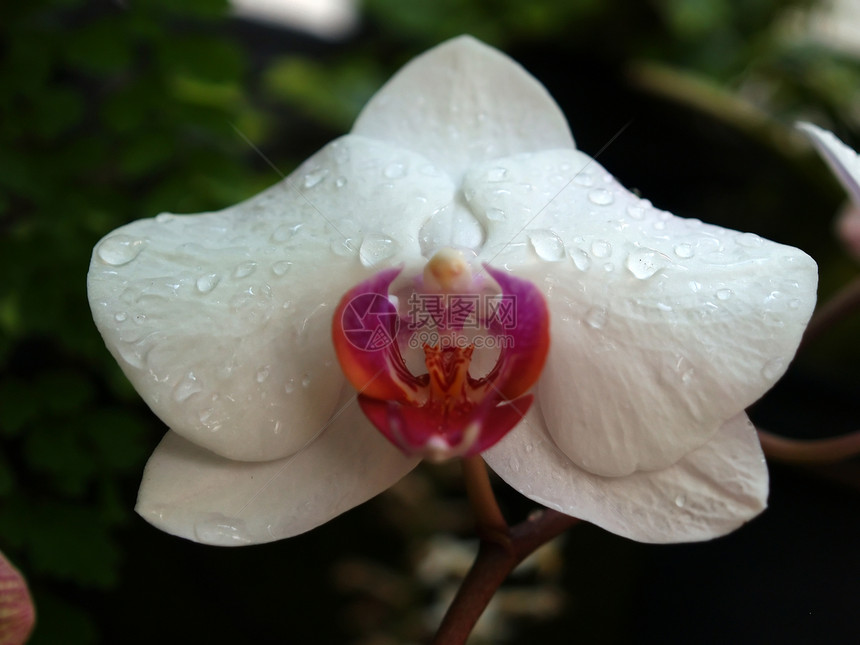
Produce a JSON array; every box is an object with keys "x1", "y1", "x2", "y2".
[
  {"x1": 573, "y1": 171, "x2": 593, "y2": 187},
  {"x1": 97, "y1": 235, "x2": 146, "y2": 266},
  {"x1": 114, "y1": 311, "x2": 127, "y2": 322},
  {"x1": 737, "y1": 232, "x2": 763, "y2": 247},
  {"x1": 384, "y1": 162, "x2": 406, "y2": 179},
  {"x1": 233, "y1": 262, "x2": 257, "y2": 279},
  {"x1": 256, "y1": 367, "x2": 270, "y2": 383},
  {"x1": 585, "y1": 306, "x2": 608, "y2": 329},
  {"x1": 674, "y1": 243, "x2": 694, "y2": 258},
  {"x1": 284, "y1": 378, "x2": 296, "y2": 394},
  {"x1": 301, "y1": 373, "x2": 311, "y2": 388},
  {"x1": 591, "y1": 240, "x2": 612, "y2": 258},
  {"x1": 626, "y1": 249, "x2": 666, "y2": 279},
  {"x1": 331, "y1": 238, "x2": 357, "y2": 257},
  {"x1": 716, "y1": 288, "x2": 733, "y2": 300},
  {"x1": 271, "y1": 261, "x2": 292, "y2": 277},
  {"x1": 762, "y1": 357, "x2": 785, "y2": 380},
  {"x1": 487, "y1": 167, "x2": 508, "y2": 182},
  {"x1": 335, "y1": 176, "x2": 347, "y2": 188},
  {"x1": 360, "y1": 234, "x2": 398, "y2": 267},
  {"x1": 674, "y1": 494, "x2": 686, "y2": 508},
  {"x1": 588, "y1": 188, "x2": 614, "y2": 205},
  {"x1": 528, "y1": 230, "x2": 565, "y2": 261},
  {"x1": 174, "y1": 371, "x2": 202, "y2": 402},
  {"x1": 196, "y1": 273, "x2": 220, "y2": 293},
  {"x1": 303, "y1": 168, "x2": 328, "y2": 188},
  {"x1": 627, "y1": 205, "x2": 644, "y2": 220},
  {"x1": 194, "y1": 515, "x2": 252, "y2": 545},
  {"x1": 570, "y1": 247, "x2": 591, "y2": 271},
  {"x1": 487, "y1": 208, "x2": 506, "y2": 221}
]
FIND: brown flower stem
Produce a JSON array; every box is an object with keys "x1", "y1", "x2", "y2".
[
  {"x1": 461, "y1": 456, "x2": 509, "y2": 538},
  {"x1": 758, "y1": 428, "x2": 860, "y2": 463},
  {"x1": 433, "y1": 460, "x2": 581, "y2": 644},
  {"x1": 799, "y1": 274, "x2": 860, "y2": 352}
]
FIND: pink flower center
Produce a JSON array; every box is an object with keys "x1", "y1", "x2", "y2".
[{"x1": 333, "y1": 249, "x2": 549, "y2": 460}]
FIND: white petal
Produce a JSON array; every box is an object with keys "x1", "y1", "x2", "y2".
[
  {"x1": 89, "y1": 135, "x2": 454, "y2": 461},
  {"x1": 464, "y1": 149, "x2": 817, "y2": 476},
  {"x1": 484, "y1": 409, "x2": 768, "y2": 543},
  {"x1": 797, "y1": 121, "x2": 860, "y2": 205},
  {"x1": 136, "y1": 390, "x2": 421, "y2": 545},
  {"x1": 352, "y1": 36, "x2": 574, "y2": 183}
]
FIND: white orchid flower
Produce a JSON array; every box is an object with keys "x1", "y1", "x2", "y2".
[
  {"x1": 88, "y1": 37, "x2": 817, "y2": 546},
  {"x1": 797, "y1": 122, "x2": 860, "y2": 258}
]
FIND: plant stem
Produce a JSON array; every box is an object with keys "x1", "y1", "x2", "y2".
[
  {"x1": 758, "y1": 428, "x2": 860, "y2": 463},
  {"x1": 799, "y1": 274, "x2": 860, "y2": 352},
  {"x1": 433, "y1": 459, "x2": 581, "y2": 644}
]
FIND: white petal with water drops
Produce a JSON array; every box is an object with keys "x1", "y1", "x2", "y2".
[
  {"x1": 88, "y1": 135, "x2": 455, "y2": 461},
  {"x1": 136, "y1": 390, "x2": 420, "y2": 545},
  {"x1": 463, "y1": 147, "x2": 816, "y2": 476},
  {"x1": 485, "y1": 409, "x2": 768, "y2": 543}
]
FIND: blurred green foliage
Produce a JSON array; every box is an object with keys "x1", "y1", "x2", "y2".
[{"x1": 1, "y1": 0, "x2": 859, "y2": 643}]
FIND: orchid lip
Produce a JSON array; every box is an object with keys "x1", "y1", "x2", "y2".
[{"x1": 333, "y1": 248, "x2": 550, "y2": 460}]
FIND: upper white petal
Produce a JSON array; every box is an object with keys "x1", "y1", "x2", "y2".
[
  {"x1": 352, "y1": 36, "x2": 574, "y2": 183},
  {"x1": 484, "y1": 409, "x2": 768, "y2": 543},
  {"x1": 797, "y1": 121, "x2": 860, "y2": 206},
  {"x1": 135, "y1": 390, "x2": 421, "y2": 545},
  {"x1": 88, "y1": 135, "x2": 454, "y2": 461},
  {"x1": 463, "y1": 149, "x2": 817, "y2": 476}
]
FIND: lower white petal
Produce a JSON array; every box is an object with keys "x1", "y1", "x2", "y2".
[
  {"x1": 135, "y1": 390, "x2": 421, "y2": 545},
  {"x1": 483, "y1": 407, "x2": 768, "y2": 544}
]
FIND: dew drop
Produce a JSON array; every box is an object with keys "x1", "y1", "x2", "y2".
[
  {"x1": 627, "y1": 205, "x2": 644, "y2": 220},
  {"x1": 284, "y1": 378, "x2": 296, "y2": 394},
  {"x1": 196, "y1": 273, "x2": 220, "y2": 293},
  {"x1": 256, "y1": 367, "x2": 270, "y2": 383},
  {"x1": 174, "y1": 371, "x2": 202, "y2": 402},
  {"x1": 572, "y1": 171, "x2": 593, "y2": 187},
  {"x1": 588, "y1": 188, "x2": 614, "y2": 205},
  {"x1": 233, "y1": 262, "x2": 257, "y2": 279},
  {"x1": 737, "y1": 232, "x2": 763, "y2": 247},
  {"x1": 603, "y1": 262, "x2": 615, "y2": 272},
  {"x1": 591, "y1": 240, "x2": 612, "y2": 258},
  {"x1": 674, "y1": 494, "x2": 686, "y2": 508},
  {"x1": 674, "y1": 243, "x2": 694, "y2": 258},
  {"x1": 789, "y1": 298, "x2": 801, "y2": 309},
  {"x1": 194, "y1": 515, "x2": 252, "y2": 545},
  {"x1": 301, "y1": 373, "x2": 311, "y2": 388},
  {"x1": 383, "y1": 162, "x2": 406, "y2": 179},
  {"x1": 155, "y1": 213, "x2": 175, "y2": 223},
  {"x1": 96, "y1": 235, "x2": 146, "y2": 266},
  {"x1": 585, "y1": 306, "x2": 608, "y2": 329},
  {"x1": 716, "y1": 288, "x2": 733, "y2": 301},
  {"x1": 359, "y1": 234, "x2": 398, "y2": 267},
  {"x1": 331, "y1": 238, "x2": 357, "y2": 257},
  {"x1": 114, "y1": 311, "x2": 128, "y2": 322},
  {"x1": 271, "y1": 261, "x2": 292, "y2": 277},
  {"x1": 570, "y1": 247, "x2": 591, "y2": 271},
  {"x1": 528, "y1": 229, "x2": 565, "y2": 261},
  {"x1": 487, "y1": 167, "x2": 508, "y2": 182},
  {"x1": 486, "y1": 208, "x2": 506, "y2": 221},
  {"x1": 626, "y1": 249, "x2": 666, "y2": 279},
  {"x1": 335, "y1": 176, "x2": 347, "y2": 188},
  {"x1": 761, "y1": 357, "x2": 785, "y2": 380},
  {"x1": 303, "y1": 168, "x2": 328, "y2": 188}
]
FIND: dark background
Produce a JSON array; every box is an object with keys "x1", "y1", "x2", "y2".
[{"x1": 1, "y1": 1, "x2": 858, "y2": 643}]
